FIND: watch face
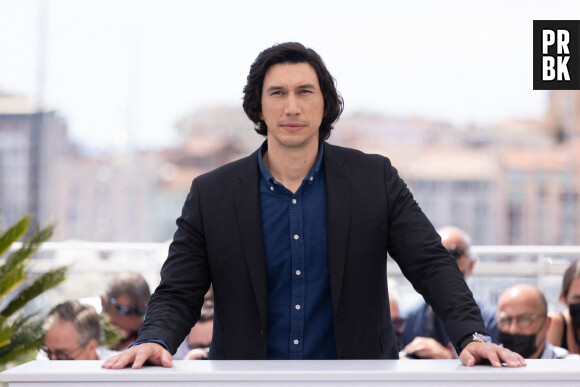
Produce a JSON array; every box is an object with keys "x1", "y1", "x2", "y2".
[{"x1": 474, "y1": 332, "x2": 492, "y2": 342}]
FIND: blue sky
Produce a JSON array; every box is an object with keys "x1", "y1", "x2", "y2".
[{"x1": 0, "y1": 0, "x2": 578, "y2": 150}]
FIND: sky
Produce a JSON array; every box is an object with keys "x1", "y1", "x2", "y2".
[{"x1": 0, "y1": 0, "x2": 579, "y2": 151}]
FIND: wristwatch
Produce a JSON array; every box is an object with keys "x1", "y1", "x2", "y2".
[{"x1": 456, "y1": 332, "x2": 492, "y2": 354}]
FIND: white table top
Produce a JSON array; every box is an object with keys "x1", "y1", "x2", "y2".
[{"x1": 1, "y1": 359, "x2": 579, "y2": 384}]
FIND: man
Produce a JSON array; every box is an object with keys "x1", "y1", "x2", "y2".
[
  {"x1": 103, "y1": 42, "x2": 524, "y2": 369},
  {"x1": 100, "y1": 272, "x2": 151, "y2": 351},
  {"x1": 497, "y1": 284, "x2": 575, "y2": 359},
  {"x1": 39, "y1": 300, "x2": 117, "y2": 360},
  {"x1": 184, "y1": 287, "x2": 214, "y2": 360},
  {"x1": 402, "y1": 225, "x2": 499, "y2": 359}
]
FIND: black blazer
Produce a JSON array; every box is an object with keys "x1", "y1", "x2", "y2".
[{"x1": 139, "y1": 142, "x2": 487, "y2": 359}]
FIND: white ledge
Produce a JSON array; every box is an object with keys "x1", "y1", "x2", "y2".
[{"x1": 1, "y1": 359, "x2": 579, "y2": 386}]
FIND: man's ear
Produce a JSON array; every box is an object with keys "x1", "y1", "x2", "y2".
[
  {"x1": 87, "y1": 338, "x2": 98, "y2": 351},
  {"x1": 543, "y1": 315, "x2": 552, "y2": 335},
  {"x1": 466, "y1": 259, "x2": 475, "y2": 278},
  {"x1": 100, "y1": 294, "x2": 107, "y2": 310}
]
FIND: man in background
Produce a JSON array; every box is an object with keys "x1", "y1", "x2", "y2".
[
  {"x1": 184, "y1": 287, "x2": 214, "y2": 360},
  {"x1": 100, "y1": 272, "x2": 150, "y2": 351},
  {"x1": 402, "y1": 225, "x2": 498, "y2": 359},
  {"x1": 497, "y1": 284, "x2": 577, "y2": 359},
  {"x1": 39, "y1": 300, "x2": 117, "y2": 360}
]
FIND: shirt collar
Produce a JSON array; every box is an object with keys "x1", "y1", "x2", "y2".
[{"x1": 257, "y1": 140, "x2": 324, "y2": 186}]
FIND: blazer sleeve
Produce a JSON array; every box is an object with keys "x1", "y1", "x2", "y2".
[
  {"x1": 137, "y1": 178, "x2": 211, "y2": 354},
  {"x1": 383, "y1": 158, "x2": 488, "y2": 348}
]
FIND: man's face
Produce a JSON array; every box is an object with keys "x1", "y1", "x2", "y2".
[
  {"x1": 44, "y1": 321, "x2": 96, "y2": 360},
  {"x1": 440, "y1": 234, "x2": 473, "y2": 279},
  {"x1": 104, "y1": 293, "x2": 147, "y2": 338},
  {"x1": 497, "y1": 289, "x2": 547, "y2": 358},
  {"x1": 260, "y1": 62, "x2": 324, "y2": 151}
]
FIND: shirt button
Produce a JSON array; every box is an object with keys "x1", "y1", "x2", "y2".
[
  {"x1": 309, "y1": 176, "x2": 314, "y2": 182},
  {"x1": 293, "y1": 339, "x2": 299, "y2": 345},
  {"x1": 292, "y1": 199, "x2": 297, "y2": 204},
  {"x1": 270, "y1": 186, "x2": 274, "y2": 191},
  {"x1": 294, "y1": 234, "x2": 299, "y2": 240},
  {"x1": 295, "y1": 304, "x2": 301, "y2": 310},
  {"x1": 295, "y1": 270, "x2": 301, "y2": 276}
]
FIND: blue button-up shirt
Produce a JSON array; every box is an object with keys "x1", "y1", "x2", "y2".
[{"x1": 258, "y1": 141, "x2": 336, "y2": 359}]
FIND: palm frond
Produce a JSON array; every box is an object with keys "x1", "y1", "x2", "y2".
[
  {"x1": 1, "y1": 267, "x2": 67, "y2": 319},
  {"x1": 0, "y1": 215, "x2": 29, "y2": 257},
  {"x1": 0, "y1": 213, "x2": 68, "y2": 368}
]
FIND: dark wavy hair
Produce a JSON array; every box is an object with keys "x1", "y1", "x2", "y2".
[
  {"x1": 243, "y1": 42, "x2": 344, "y2": 141},
  {"x1": 561, "y1": 259, "x2": 580, "y2": 300}
]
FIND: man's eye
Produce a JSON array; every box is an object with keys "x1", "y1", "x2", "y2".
[{"x1": 299, "y1": 89, "x2": 312, "y2": 94}]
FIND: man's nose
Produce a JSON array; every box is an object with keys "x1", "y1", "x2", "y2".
[
  {"x1": 507, "y1": 318, "x2": 519, "y2": 334},
  {"x1": 284, "y1": 93, "x2": 300, "y2": 115}
]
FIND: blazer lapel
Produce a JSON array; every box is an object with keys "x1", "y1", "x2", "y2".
[
  {"x1": 323, "y1": 143, "x2": 351, "y2": 315},
  {"x1": 232, "y1": 151, "x2": 269, "y2": 329}
]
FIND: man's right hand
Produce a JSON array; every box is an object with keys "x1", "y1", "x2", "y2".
[
  {"x1": 101, "y1": 342, "x2": 173, "y2": 369},
  {"x1": 403, "y1": 337, "x2": 454, "y2": 359}
]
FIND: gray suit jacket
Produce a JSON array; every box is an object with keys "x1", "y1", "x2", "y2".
[{"x1": 138, "y1": 142, "x2": 487, "y2": 359}]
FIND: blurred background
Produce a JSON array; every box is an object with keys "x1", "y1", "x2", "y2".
[{"x1": 1, "y1": 0, "x2": 580, "y2": 314}]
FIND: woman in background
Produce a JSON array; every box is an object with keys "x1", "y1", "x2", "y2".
[{"x1": 548, "y1": 259, "x2": 580, "y2": 355}]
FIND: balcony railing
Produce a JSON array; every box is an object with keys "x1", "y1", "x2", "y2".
[{"x1": 7, "y1": 242, "x2": 580, "y2": 313}]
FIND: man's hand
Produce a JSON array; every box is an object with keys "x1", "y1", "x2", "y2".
[
  {"x1": 184, "y1": 348, "x2": 210, "y2": 360},
  {"x1": 403, "y1": 337, "x2": 453, "y2": 359},
  {"x1": 459, "y1": 341, "x2": 526, "y2": 368},
  {"x1": 101, "y1": 343, "x2": 173, "y2": 369}
]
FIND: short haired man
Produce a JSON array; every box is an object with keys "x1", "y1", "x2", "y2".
[
  {"x1": 100, "y1": 272, "x2": 150, "y2": 351},
  {"x1": 40, "y1": 300, "x2": 117, "y2": 360},
  {"x1": 103, "y1": 42, "x2": 524, "y2": 369},
  {"x1": 497, "y1": 284, "x2": 575, "y2": 359},
  {"x1": 402, "y1": 225, "x2": 498, "y2": 359}
]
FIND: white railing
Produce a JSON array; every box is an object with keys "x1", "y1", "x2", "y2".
[{"x1": 6, "y1": 242, "x2": 580, "y2": 312}]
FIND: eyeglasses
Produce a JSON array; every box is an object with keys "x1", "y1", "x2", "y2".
[
  {"x1": 447, "y1": 244, "x2": 466, "y2": 259},
  {"x1": 497, "y1": 313, "x2": 545, "y2": 329},
  {"x1": 110, "y1": 298, "x2": 147, "y2": 316},
  {"x1": 42, "y1": 345, "x2": 84, "y2": 360}
]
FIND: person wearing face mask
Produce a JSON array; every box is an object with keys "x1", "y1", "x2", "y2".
[
  {"x1": 497, "y1": 284, "x2": 577, "y2": 359},
  {"x1": 401, "y1": 226, "x2": 498, "y2": 359},
  {"x1": 548, "y1": 259, "x2": 580, "y2": 355}
]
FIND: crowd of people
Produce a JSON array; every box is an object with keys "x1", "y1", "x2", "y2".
[
  {"x1": 38, "y1": 271, "x2": 212, "y2": 361},
  {"x1": 396, "y1": 226, "x2": 580, "y2": 361},
  {"x1": 39, "y1": 226, "x2": 580, "y2": 363}
]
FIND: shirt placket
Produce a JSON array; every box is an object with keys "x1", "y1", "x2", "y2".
[{"x1": 289, "y1": 189, "x2": 305, "y2": 359}]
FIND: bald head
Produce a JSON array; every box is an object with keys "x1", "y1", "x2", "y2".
[
  {"x1": 498, "y1": 284, "x2": 547, "y2": 316},
  {"x1": 437, "y1": 225, "x2": 473, "y2": 278}
]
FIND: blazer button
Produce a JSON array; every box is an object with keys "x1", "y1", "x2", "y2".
[{"x1": 260, "y1": 329, "x2": 265, "y2": 337}]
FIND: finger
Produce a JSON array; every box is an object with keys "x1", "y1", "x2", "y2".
[
  {"x1": 160, "y1": 349, "x2": 173, "y2": 368},
  {"x1": 460, "y1": 350, "x2": 476, "y2": 367},
  {"x1": 101, "y1": 356, "x2": 115, "y2": 368},
  {"x1": 132, "y1": 347, "x2": 151, "y2": 369},
  {"x1": 110, "y1": 352, "x2": 135, "y2": 369},
  {"x1": 485, "y1": 347, "x2": 502, "y2": 368},
  {"x1": 498, "y1": 347, "x2": 526, "y2": 368}
]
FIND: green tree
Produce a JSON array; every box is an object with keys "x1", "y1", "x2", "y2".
[{"x1": 0, "y1": 214, "x2": 67, "y2": 368}]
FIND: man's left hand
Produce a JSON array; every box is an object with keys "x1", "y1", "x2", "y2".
[{"x1": 459, "y1": 341, "x2": 526, "y2": 367}]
